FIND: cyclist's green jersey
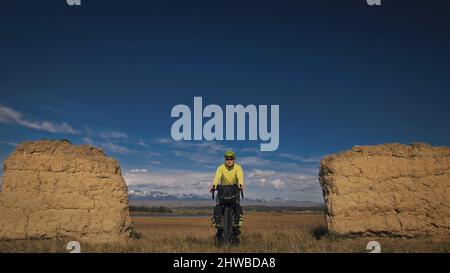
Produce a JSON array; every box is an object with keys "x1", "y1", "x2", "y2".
[{"x1": 213, "y1": 163, "x2": 244, "y2": 188}]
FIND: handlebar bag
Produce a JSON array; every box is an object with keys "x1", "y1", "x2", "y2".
[{"x1": 217, "y1": 185, "x2": 239, "y2": 205}]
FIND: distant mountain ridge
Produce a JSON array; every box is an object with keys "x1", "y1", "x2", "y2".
[
  {"x1": 129, "y1": 189, "x2": 210, "y2": 201},
  {"x1": 128, "y1": 189, "x2": 322, "y2": 207}
]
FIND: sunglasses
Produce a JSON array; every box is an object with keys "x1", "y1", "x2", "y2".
[{"x1": 225, "y1": 157, "x2": 235, "y2": 161}]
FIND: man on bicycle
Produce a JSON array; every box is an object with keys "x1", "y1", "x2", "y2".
[{"x1": 210, "y1": 151, "x2": 244, "y2": 240}]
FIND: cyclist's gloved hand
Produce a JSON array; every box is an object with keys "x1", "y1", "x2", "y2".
[{"x1": 210, "y1": 186, "x2": 216, "y2": 193}]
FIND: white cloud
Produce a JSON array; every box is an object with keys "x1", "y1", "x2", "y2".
[
  {"x1": 82, "y1": 137, "x2": 94, "y2": 145},
  {"x1": 0, "y1": 104, "x2": 79, "y2": 135},
  {"x1": 271, "y1": 179, "x2": 285, "y2": 190},
  {"x1": 154, "y1": 138, "x2": 172, "y2": 144},
  {"x1": 150, "y1": 160, "x2": 161, "y2": 165},
  {"x1": 142, "y1": 151, "x2": 162, "y2": 157},
  {"x1": 277, "y1": 153, "x2": 322, "y2": 163},
  {"x1": 245, "y1": 168, "x2": 321, "y2": 199},
  {"x1": 239, "y1": 156, "x2": 282, "y2": 168},
  {"x1": 160, "y1": 138, "x2": 230, "y2": 152},
  {"x1": 247, "y1": 169, "x2": 275, "y2": 179},
  {"x1": 238, "y1": 156, "x2": 321, "y2": 175},
  {"x1": 258, "y1": 178, "x2": 267, "y2": 187},
  {"x1": 123, "y1": 169, "x2": 213, "y2": 194},
  {"x1": 241, "y1": 147, "x2": 262, "y2": 153},
  {"x1": 130, "y1": 169, "x2": 148, "y2": 172},
  {"x1": 148, "y1": 137, "x2": 324, "y2": 201},
  {"x1": 98, "y1": 130, "x2": 128, "y2": 140},
  {"x1": 41, "y1": 106, "x2": 71, "y2": 117},
  {"x1": 83, "y1": 134, "x2": 161, "y2": 158},
  {"x1": 153, "y1": 138, "x2": 319, "y2": 172},
  {"x1": 173, "y1": 149, "x2": 221, "y2": 165},
  {"x1": 122, "y1": 164, "x2": 322, "y2": 201},
  {"x1": 0, "y1": 140, "x2": 18, "y2": 147},
  {"x1": 102, "y1": 142, "x2": 131, "y2": 154},
  {"x1": 138, "y1": 139, "x2": 148, "y2": 147}
]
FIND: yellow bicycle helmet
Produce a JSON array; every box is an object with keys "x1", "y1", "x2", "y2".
[{"x1": 224, "y1": 151, "x2": 236, "y2": 159}]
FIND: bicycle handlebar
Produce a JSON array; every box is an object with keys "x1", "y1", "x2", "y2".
[{"x1": 211, "y1": 186, "x2": 244, "y2": 200}]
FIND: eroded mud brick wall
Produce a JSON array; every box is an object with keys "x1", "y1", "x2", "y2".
[
  {"x1": 0, "y1": 140, "x2": 132, "y2": 243},
  {"x1": 319, "y1": 143, "x2": 450, "y2": 238}
]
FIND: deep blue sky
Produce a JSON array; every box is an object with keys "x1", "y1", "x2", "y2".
[{"x1": 0, "y1": 0, "x2": 449, "y2": 201}]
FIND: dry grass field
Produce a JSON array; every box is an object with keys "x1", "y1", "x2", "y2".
[{"x1": 0, "y1": 212, "x2": 449, "y2": 253}]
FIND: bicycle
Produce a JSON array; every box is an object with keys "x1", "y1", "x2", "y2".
[{"x1": 211, "y1": 185, "x2": 244, "y2": 246}]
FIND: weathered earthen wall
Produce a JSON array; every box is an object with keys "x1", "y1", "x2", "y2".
[
  {"x1": 319, "y1": 143, "x2": 450, "y2": 238},
  {"x1": 0, "y1": 140, "x2": 132, "y2": 243}
]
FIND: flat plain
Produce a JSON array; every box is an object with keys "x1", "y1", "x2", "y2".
[{"x1": 0, "y1": 211, "x2": 449, "y2": 253}]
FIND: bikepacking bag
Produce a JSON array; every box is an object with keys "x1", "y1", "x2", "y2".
[{"x1": 217, "y1": 185, "x2": 239, "y2": 205}]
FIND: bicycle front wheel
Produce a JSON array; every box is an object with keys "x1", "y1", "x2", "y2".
[{"x1": 223, "y1": 206, "x2": 233, "y2": 244}]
